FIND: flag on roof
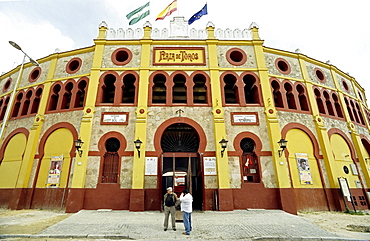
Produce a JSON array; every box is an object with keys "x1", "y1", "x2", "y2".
[
  {"x1": 156, "y1": 0, "x2": 177, "y2": 20},
  {"x1": 126, "y1": 2, "x2": 150, "y2": 25},
  {"x1": 188, "y1": 3, "x2": 208, "y2": 25}
]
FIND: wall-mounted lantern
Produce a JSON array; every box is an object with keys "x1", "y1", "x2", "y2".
[
  {"x1": 219, "y1": 138, "x2": 228, "y2": 157},
  {"x1": 277, "y1": 138, "x2": 288, "y2": 157},
  {"x1": 74, "y1": 138, "x2": 84, "y2": 157},
  {"x1": 134, "y1": 139, "x2": 143, "y2": 157}
]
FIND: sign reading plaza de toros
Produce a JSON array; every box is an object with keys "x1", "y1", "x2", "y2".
[{"x1": 153, "y1": 47, "x2": 206, "y2": 65}]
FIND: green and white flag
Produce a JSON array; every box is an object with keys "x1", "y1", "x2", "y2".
[{"x1": 126, "y1": 2, "x2": 150, "y2": 25}]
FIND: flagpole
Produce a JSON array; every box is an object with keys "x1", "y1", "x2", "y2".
[
  {"x1": 177, "y1": 0, "x2": 180, "y2": 16},
  {"x1": 206, "y1": 1, "x2": 209, "y2": 23}
]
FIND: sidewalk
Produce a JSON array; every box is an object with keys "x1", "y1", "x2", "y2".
[{"x1": 1, "y1": 209, "x2": 369, "y2": 240}]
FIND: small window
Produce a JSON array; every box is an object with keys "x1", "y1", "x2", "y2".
[
  {"x1": 66, "y1": 58, "x2": 82, "y2": 74},
  {"x1": 275, "y1": 58, "x2": 291, "y2": 75},
  {"x1": 226, "y1": 48, "x2": 247, "y2": 66},
  {"x1": 342, "y1": 79, "x2": 350, "y2": 92},
  {"x1": 111, "y1": 48, "x2": 132, "y2": 65},
  {"x1": 29, "y1": 67, "x2": 41, "y2": 82},
  {"x1": 314, "y1": 68, "x2": 326, "y2": 83},
  {"x1": 3, "y1": 78, "x2": 11, "y2": 92}
]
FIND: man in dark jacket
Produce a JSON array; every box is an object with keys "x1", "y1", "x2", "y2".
[{"x1": 163, "y1": 187, "x2": 179, "y2": 231}]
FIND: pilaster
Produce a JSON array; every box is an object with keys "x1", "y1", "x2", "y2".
[
  {"x1": 298, "y1": 56, "x2": 337, "y2": 188},
  {"x1": 70, "y1": 25, "x2": 106, "y2": 188},
  {"x1": 16, "y1": 57, "x2": 56, "y2": 189},
  {"x1": 206, "y1": 25, "x2": 230, "y2": 190}
]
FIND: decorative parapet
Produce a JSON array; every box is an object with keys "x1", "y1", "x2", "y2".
[{"x1": 102, "y1": 17, "x2": 253, "y2": 40}]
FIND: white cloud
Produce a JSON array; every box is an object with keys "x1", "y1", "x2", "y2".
[{"x1": 0, "y1": 11, "x2": 74, "y2": 75}]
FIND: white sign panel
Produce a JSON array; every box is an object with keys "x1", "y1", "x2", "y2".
[
  {"x1": 145, "y1": 157, "x2": 158, "y2": 175},
  {"x1": 204, "y1": 157, "x2": 217, "y2": 175},
  {"x1": 103, "y1": 114, "x2": 127, "y2": 123},
  {"x1": 233, "y1": 114, "x2": 257, "y2": 123}
]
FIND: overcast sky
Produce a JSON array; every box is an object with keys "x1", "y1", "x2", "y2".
[{"x1": 1, "y1": 0, "x2": 369, "y2": 99}]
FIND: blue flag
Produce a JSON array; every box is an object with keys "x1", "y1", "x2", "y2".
[{"x1": 188, "y1": 4, "x2": 208, "y2": 25}]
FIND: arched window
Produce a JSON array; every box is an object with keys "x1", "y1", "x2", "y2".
[
  {"x1": 243, "y1": 74, "x2": 259, "y2": 104},
  {"x1": 0, "y1": 99, "x2": 3, "y2": 120},
  {"x1": 172, "y1": 74, "x2": 187, "y2": 104},
  {"x1": 61, "y1": 82, "x2": 74, "y2": 109},
  {"x1": 314, "y1": 88, "x2": 325, "y2": 114},
  {"x1": 21, "y1": 90, "x2": 32, "y2": 116},
  {"x1": 271, "y1": 80, "x2": 283, "y2": 108},
  {"x1": 240, "y1": 138, "x2": 260, "y2": 183},
  {"x1": 223, "y1": 74, "x2": 239, "y2": 104},
  {"x1": 152, "y1": 73, "x2": 167, "y2": 104},
  {"x1": 74, "y1": 80, "x2": 86, "y2": 108},
  {"x1": 121, "y1": 74, "x2": 136, "y2": 104},
  {"x1": 11, "y1": 92, "x2": 23, "y2": 117},
  {"x1": 0, "y1": 97, "x2": 9, "y2": 121},
  {"x1": 101, "y1": 137, "x2": 120, "y2": 183},
  {"x1": 350, "y1": 100, "x2": 360, "y2": 123},
  {"x1": 356, "y1": 103, "x2": 365, "y2": 125},
  {"x1": 101, "y1": 74, "x2": 116, "y2": 103},
  {"x1": 323, "y1": 91, "x2": 334, "y2": 116},
  {"x1": 192, "y1": 74, "x2": 207, "y2": 104},
  {"x1": 48, "y1": 84, "x2": 61, "y2": 111},
  {"x1": 284, "y1": 82, "x2": 296, "y2": 110},
  {"x1": 31, "y1": 87, "x2": 43, "y2": 114},
  {"x1": 332, "y1": 93, "x2": 343, "y2": 118},
  {"x1": 296, "y1": 84, "x2": 309, "y2": 111},
  {"x1": 344, "y1": 98, "x2": 354, "y2": 121}
]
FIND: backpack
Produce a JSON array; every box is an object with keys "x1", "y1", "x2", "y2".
[{"x1": 165, "y1": 194, "x2": 175, "y2": 207}]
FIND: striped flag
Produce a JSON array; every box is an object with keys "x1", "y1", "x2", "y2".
[
  {"x1": 126, "y1": 2, "x2": 150, "y2": 25},
  {"x1": 156, "y1": 0, "x2": 177, "y2": 21}
]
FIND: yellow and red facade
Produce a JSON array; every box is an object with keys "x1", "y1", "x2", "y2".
[{"x1": 0, "y1": 20, "x2": 369, "y2": 214}]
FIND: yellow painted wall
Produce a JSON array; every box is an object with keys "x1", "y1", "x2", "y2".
[
  {"x1": 286, "y1": 129, "x2": 323, "y2": 188},
  {"x1": 36, "y1": 128, "x2": 73, "y2": 188},
  {"x1": 330, "y1": 134, "x2": 360, "y2": 188},
  {"x1": 0, "y1": 133, "x2": 27, "y2": 188}
]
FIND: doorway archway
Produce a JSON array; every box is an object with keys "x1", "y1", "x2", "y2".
[{"x1": 160, "y1": 123, "x2": 203, "y2": 210}]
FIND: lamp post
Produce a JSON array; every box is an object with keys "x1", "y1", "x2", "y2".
[{"x1": 0, "y1": 41, "x2": 39, "y2": 142}]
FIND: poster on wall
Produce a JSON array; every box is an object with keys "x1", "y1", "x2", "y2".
[
  {"x1": 145, "y1": 157, "x2": 158, "y2": 175},
  {"x1": 46, "y1": 155, "x2": 63, "y2": 188},
  {"x1": 295, "y1": 153, "x2": 313, "y2": 185},
  {"x1": 203, "y1": 157, "x2": 217, "y2": 175}
]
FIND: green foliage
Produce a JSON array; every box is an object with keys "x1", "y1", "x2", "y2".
[{"x1": 344, "y1": 209, "x2": 366, "y2": 215}]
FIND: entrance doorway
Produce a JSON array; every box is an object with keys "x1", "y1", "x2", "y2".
[{"x1": 160, "y1": 123, "x2": 203, "y2": 210}]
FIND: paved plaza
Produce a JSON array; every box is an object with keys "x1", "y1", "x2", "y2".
[{"x1": 1, "y1": 209, "x2": 369, "y2": 240}]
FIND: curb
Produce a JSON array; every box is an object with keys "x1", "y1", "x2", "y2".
[
  {"x1": 0, "y1": 235, "x2": 367, "y2": 240},
  {"x1": 0, "y1": 234, "x2": 131, "y2": 240}
]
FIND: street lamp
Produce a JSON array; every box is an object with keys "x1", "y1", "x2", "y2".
[{"x1": 0, "y1": 41, "x2": 39, "y2": 141}]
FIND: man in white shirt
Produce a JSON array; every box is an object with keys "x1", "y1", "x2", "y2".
[{"x1": 179, "y1": 189, "x2": 193, "y2": 235}]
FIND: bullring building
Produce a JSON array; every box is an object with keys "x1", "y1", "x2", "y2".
[{"x1": 0, "y1": 17, "x2": 369, "y2": 214}]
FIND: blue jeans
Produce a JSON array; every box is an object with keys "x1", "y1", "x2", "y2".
[{"x1": 182, "y1": 211, "x2": 192, "y2": 234}]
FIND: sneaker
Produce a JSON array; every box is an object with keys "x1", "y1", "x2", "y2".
[
  {"x1": 173, "y1": 228, "x2": 176, "y2": 231},
  {"x1": 182, "y1": 232, "x2": 190, "y2": 235},
  {"x1": 164, "y1": 228, "x2": 167, "y2": 231}
]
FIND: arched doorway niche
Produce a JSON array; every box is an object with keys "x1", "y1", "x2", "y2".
[{"x1": 154, "y1": 118, "x2": 207, "y2": 210}]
